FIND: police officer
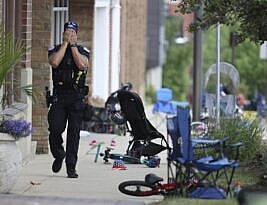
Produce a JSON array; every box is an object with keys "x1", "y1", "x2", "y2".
[{"x1": 48, "y1": 21, "x2": 90, "y2": 178}]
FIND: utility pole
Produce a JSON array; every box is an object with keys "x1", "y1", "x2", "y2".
[
  {"x1": 192, "y1": 1, "x2": 203, "y2": 121},
  {"x1": 215, "y1": 22, "x2": 221, "y2": 125}
]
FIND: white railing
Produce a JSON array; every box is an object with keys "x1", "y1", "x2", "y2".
[{"x1": 52, "y1": 0, "x2": 69, "y2": 45}]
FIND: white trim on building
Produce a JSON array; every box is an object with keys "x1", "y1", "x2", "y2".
[{"x1": 92, "y1": 0, "x2": 121, "y2": 101}]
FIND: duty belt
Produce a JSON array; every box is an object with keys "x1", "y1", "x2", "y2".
[
  {"x1": 54, "y1": 86, "x2": 77, "y2": 95},
  {"x1": 54, "y1": 86, "x2": 86, "y2": 96}
]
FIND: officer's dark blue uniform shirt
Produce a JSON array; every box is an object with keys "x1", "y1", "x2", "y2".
[{"x1": 48, "y1": 45, "x2": 90, "y2": 89}]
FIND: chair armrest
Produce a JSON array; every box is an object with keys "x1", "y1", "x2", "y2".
[
  {"x1": 229, "y1": 141, "x2": 243, "y2": 148},
  {"x1": 224, "y1": 141, "x2": 243, "y2": 160}
]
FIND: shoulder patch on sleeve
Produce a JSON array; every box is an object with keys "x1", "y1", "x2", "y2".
[
  {"x1": 83, "y1": 47, "x2": 90, "y2": 53},
  {"x1": 48, "y1": 47, "x2": 54, "y2": 51}
]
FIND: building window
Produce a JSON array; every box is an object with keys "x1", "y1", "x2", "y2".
[{"x1": 53, "y1": 0, "x2": 69, "y2": 45}]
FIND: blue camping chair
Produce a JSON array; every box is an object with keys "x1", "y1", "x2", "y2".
[
  {"x1": 153, "y1": 88, "x2": 175, "y2": 114},
  {"x1": 166, "y1": 105, "x2": 242, "y2": 199},
  {"x1": 152, "y1": 88, "x2": 189, "y2": 129},
  {"x1": 152, "y1": 88, "x2": 190, "y2": 115}
]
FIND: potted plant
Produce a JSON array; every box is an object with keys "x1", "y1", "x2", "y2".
[
  {"x1": 0, "y1": 118, "x2": 33, "y2": 193},
  {"x1": 0, "y1": 23, "x2": 25, "y2": 106},
  {"x1": 0, "y1": 25, "x2": 31, "y2": 193},
  {"x1": 0, "y1": 118, "x2": 33, "y2": 140}
]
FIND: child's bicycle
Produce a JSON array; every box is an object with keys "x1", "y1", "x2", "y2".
[
  {"x1": 118, "y1": 173, "x2": 179, "y2": 197},
  {"x1": 99, "y1": 147, "x2": 161, "y2": 167},
  {"x1": 118, "y1": 172, "x2": 203, "y2": 197},
  {"x1": 100, "y1": 147, "x2": 140, "y2": 164}
]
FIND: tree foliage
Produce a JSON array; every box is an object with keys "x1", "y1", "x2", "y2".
[
  {"x1": 163, "y1": 16, "x2": 267, "y2": 104},
  {"x1": 163, "y1": 17, "x2": 192, "y2": 101},
  {"x1": 202, "y1": 25, "x2": 267, "y2": 100},
  {"x1": 177, "y1": 0, "x2": 267, "y2": 44}
]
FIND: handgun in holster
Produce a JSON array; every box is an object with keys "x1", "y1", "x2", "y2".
[{"x1": 45, "y1": 86, "x2": 55, "y2": 108}]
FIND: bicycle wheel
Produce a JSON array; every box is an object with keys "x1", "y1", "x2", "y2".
[
  {"x1": 110, "y1": 153, "x2": 140, "y2": 164},
  {"x1": 118, "y1": 180, "x2": 157, "y2": 196}
]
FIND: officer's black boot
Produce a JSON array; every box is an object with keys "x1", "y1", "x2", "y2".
[{"x1": 67, "y1": 169, "x2": 78, "y2": 178}]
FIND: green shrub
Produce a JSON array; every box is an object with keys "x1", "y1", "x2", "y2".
[
  {"x1": 208, "y1": 117, "x2": 264, "y2": 163},
  {"x1": 256, "y1": 141, "x2": 267, "y2": 171}
]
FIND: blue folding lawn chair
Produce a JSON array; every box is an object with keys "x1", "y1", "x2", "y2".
[
  {"x1": 167, "y1": 105, "x2": 242, "y2": 199},
  {"x1": 153, "y1": 88, "x2": 175, "y2": 115}
]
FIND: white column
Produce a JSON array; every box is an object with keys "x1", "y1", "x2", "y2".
[
  {"x1": 110, "y1": 0, "x2": 121, "y2": 93},
  {"x1": 20, "y1": 67, "x2": 33, "y2": 161},
  {"x1": 92, "y1": 0, "x2": 110, "y2": 100}
]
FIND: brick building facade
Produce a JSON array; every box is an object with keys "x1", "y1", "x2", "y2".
[
  {"x1": 1, "y1": 0, "x2": 148, "y2": 154},
  {"x1": 31, "y1": 1, "x2": 95, "y2": 153},
  {"x1": 31, "y1": 1, "x2": 52, "y2": 154},
  {"x1": 0, "y1": 0, "x2": 33, "y2": 161},
  {"x1": 32, "y1": 0, "x2": 147, "y2": 153},
  {"x1": 120, "y1": 0, "x2": 147, "y2": 97}
]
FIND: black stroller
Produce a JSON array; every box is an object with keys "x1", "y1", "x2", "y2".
[
  {"x1": 117, "y1": 90, "x2": 169, "y2": 160},
  {"x1": 81, "y1": 83, "x2": 132, "y2": 134},
  {"x1": 101, "y1": 89, "x2": 169, "y2": 164}
]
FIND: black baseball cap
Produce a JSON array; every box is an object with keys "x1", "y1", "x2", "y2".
[{"x1": 64, "y1": 21, "x2": 78, "y2": 33}]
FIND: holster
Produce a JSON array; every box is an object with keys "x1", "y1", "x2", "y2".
[
  {"x1": 74, "y1": 85, "x2": 89, "y2": 96},
  {"x1": 45, "y1": 86, "x2": 57, "y2": 108}
]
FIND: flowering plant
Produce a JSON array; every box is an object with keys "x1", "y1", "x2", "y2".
[{"x1": 0, "y1": 118, "x2": 33, "y2": 139}]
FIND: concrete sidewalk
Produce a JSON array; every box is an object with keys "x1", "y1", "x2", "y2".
[{"x1": 5, "y1": 132, "x2": 169, "y2": 205}]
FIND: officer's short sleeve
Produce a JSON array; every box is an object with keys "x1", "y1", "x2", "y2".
[
  {"x1": 48, "y1": 45, "x2": 60, "y2": 57},
  {"x1": 78, "y1": 46, "x2": 90, "y2": 60}
]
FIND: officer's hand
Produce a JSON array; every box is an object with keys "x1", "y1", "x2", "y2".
[
  {"x1": 62, "y1": 30, "x2": 71, "y2": 44},
  {"x1": 69, "y1": 31, "x2": 77, "y2": 46}
]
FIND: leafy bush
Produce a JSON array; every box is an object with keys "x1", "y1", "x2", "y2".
[{"x1": 208, "y1": 117, "x2": 264, "y2": 163}]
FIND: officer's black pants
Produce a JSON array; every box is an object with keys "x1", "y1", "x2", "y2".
[{"x1": 48, "y1": 92, "x2": 84, "y2": 172}]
